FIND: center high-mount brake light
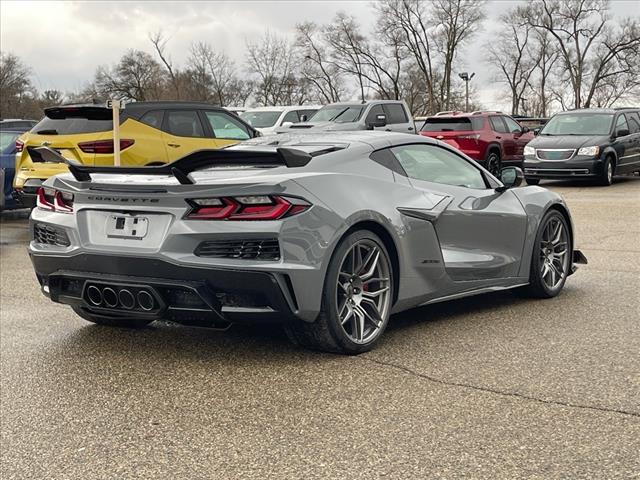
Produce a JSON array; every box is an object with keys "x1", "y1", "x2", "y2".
[
  {"x1": 36, "y1": 187, "x2": 74, "y2": 213},
  {"x1": 186, "y1": 195, "x2": 311, "y2": 220},
  {"x1": 77, "y1": 139, "x2": 135, "y2": 154}
]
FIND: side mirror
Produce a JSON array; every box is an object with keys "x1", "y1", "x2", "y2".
[
  {"x1": 281, "y1": 121, "x2": 293, "y2": 128},
  {"x1": 497, "y1": 166, "x2": 524, "y2": 191},
  {"x1": 615, "y1": 128, "x2": 629, "y2": 138},
  {"x1": 522, "y1": 126, "x2": 530, "y2": 133},
  {"x1": 368, "y1": 114, "x2": 387, "y2": 129},
  {"x1": 533, "y1": 128, "x2": 540, "y2": 136},
  {"x1": 300, "y1": 114, "x2": 308, "y2": 122}
]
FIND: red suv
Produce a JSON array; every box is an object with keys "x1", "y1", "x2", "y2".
[{"x1": 419, "y1": 111, "x2": 534, "y2": 175}]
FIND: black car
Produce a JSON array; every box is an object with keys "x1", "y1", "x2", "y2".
[{"x1": 523, "y1": 108, "x2": 640, "y2": 186}]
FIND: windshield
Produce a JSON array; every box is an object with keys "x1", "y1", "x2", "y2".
[
  {"x1": 240, "y1": 111, "x2": 281, "y2": 128},
  {"x1": 309, "y1": 105, "x2": 363, "y2": 123},
  {"x1": 0, "y1": 131, "x2": 20, "y2": 152},
  {"x1": 540, "y1": 113, "x2": 614, "y2": 136}
]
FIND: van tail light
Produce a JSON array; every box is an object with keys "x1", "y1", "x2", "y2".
[
  {"x1": 36, "y1": 187, "x2": 74, "y2": 213},
  {"x1": 186, "y1": 195, "x2": 311, "y2": 221},
  {"x1": 77, "y1": 139, "x2": 135, "y2": 154},
  {"x1": 16, "y1": 139, "x2": 24, "y2": 152}
]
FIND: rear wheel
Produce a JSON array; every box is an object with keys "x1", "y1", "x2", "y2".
[
  {"x1": 598, "y1": 156, "x2": 614, "y2": 186},
  {"x1": 284, "y1": 230, "x2": 393, "y2": 354},
  {"x1": 525, "y1": 178, "x2": 540, "y2": 185},
  {"x1": 485, "y1": 150, "x2": 501, "y2": 176},
  {"x1": 72, "y1": 306, "x2": 153, "y2": 328},
  {"x1": 520, "y1": 210, "x2": 571, "y2": 298}
]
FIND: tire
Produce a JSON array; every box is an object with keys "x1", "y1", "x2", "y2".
[
  {"x1": 284, "y1": 230, "x2": 394, "y2": 354},
  {"x1": 485, "y1": 150, "x2": 502, "y2": 177},
  {"x1": 525, "y1": 178, "x2": 540, "y2": 186},
  {"x1": 72, "y1": 306, "x2": 153, "y2": 328},
  {"x1": 520, "y1": 210, "x2": 572, "y2": 298},
  {"x1": 598, "y1": 156, "x2": 614, "y2": 186}
]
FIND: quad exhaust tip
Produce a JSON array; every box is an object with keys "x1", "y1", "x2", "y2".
[{"x1": 85, "y1": 285, "x2": 156, "y2": 311}]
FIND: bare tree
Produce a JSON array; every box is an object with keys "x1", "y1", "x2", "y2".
[
  {"x1": 433, "y1": 0, "x2": 486, "y2": 109},
  {"x1": 0, "y1": 51, "x2": 39, "y2": 118},
  {"x1": 94, "y1": 50, "x2": 165, "y2": 101},
  {"x1": 246, "y1": 31, "x2": 304, "y2": 105},
  {"x1": 295, "y1": 22, "x2": 343, "y2": 103},
  {"x1": 526, "y1": 0, "x2": 640, "y2": 108},
  {"x1": 526, "y1": 29, "x2": 560, "y2": 117},
  {"x1": 485, "y1": 9, "x2": 536, "y2": 115},
  {"x1": 149, "y1": 31, "x2": 181, "y2": 99}
]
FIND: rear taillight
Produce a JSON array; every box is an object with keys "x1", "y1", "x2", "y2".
[
  {"x1": 15, "y1": 139, "x2": 24, "y2": 153},
  {"x1": 186, "y1": 195, "x2": 311, "y2": 221},
  {"x1": 77, "y1": 139, "x2": 135, "y2": 154},
  {"x1": 36, "y1": 187, "x2": 74, "y2": 213}
]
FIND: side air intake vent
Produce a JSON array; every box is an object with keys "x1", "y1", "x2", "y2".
[
  {"x1": 195, "y1": 238, "x2": 280, "y2": 261},
  {"x1": 33, "y1": 223, "x2": 70, "y2": 247}
]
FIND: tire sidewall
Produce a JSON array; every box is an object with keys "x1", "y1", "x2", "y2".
[
  {"x1": 321, "y1": 230, "x2": 393, "y2": 354},
  {"x1": 486, "y1": 151, "x2": 501, "y2": 176}
]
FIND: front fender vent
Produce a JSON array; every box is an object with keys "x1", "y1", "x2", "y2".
[{"x1": 195, "y1": 238, "x2": 280, "y2": 261}]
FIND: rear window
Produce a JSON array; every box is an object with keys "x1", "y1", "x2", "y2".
[
  {"x1": 421, "y1": 117, "x2": 483, "y2": 132},
  {"x1": 34, "y1": 109, "x2": 112, "y2": 135}
]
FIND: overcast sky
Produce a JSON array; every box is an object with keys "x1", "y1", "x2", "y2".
[{"x1": 1, "y1": 1, "x2": 635, "y2": 109}]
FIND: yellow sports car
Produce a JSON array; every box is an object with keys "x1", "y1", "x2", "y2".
[{"x1": 14, "y1": 102, "x2": 258, "y2": 206}]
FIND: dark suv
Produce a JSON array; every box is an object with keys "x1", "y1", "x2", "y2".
[
  {"x1": 523, "y1": 108, "x2": 640, "y2": 186},
  {"x1": 419, "y1": 111, "x2": 534, "y2": 175}
]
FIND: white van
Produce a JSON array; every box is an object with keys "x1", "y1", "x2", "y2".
[{"x1": 240, "y1": 106, "x2": 320, "y2": 135}]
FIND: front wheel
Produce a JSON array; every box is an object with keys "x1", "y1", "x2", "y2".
[
  {"x1": 520, "y1": 210, "x2": 572, "y2": 298},
  {"x1": 284, "y1": 230, "x2": 393, "y2": 354},
  {"x1": 72, "y1": 306, "x2": 154, "y2": 328},
  {"x1": 598, "y1": 157, "x2": 614, "y2": 186}
]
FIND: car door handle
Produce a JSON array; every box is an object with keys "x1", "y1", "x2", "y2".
[
  {"x1": 408, "y1": 127, "x2": 414, "y2": 131},
  {"x1": 495, "y1": 136, "x2": 502, "y2": 139},
  {"x1": 167, "y1": 143, "x2": 181, "y2": 148},
  {"x1": 385, "y1": 129, "x2": 392, "y2": 132}
]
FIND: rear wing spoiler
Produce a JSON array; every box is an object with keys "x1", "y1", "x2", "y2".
[{"x1": 29, "y1": 147, "x2": 314, "y2": 185}]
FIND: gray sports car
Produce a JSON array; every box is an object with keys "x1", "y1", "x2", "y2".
[{"x1": 28, "y1": 132, "x2": 587, "y2": 354}]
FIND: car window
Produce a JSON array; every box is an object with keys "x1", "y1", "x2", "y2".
[
  {"x1": 33, "y1": 109, "x2": 112, "y2": 135},
  {"x1": 421, "y1": 117, "x2": 484, "y2": 132},
  {"x1": 489, "y1": 116, "x2": 508, "y2": 133},
  {"x1": 165, "y1": 110, "x2": 205, "y2": 138},
  {"x1": 240, "y1": 111, "x2": 281, "y2": 128},
  {"x1": 204, "y1": 111, "x2": 250, "y2": 140},
  {"x1": 365, "y1": 105, "x2": 385, "y2": 124},
  {"x1": 297, "y1": 109, "x2": 316, "y2": 122},
  {"x1": 0, "y1": 131, "x2": 20, "y2": 152},
  {"x1": 139, "y1": 110, "x2": 164, "y2": 129},
  {"x1": 383, "y1": 104, "x2": 408, "y2": 124},
  {"x1": 391, "y1": 144, "x2": 487, "y2": 189},
  {"x1": 503, "y1": 116, "x2": 523, "y2": 134},
  {"x1": 626, "y1": 112, "x2": 640, "y2": 134},
  {"x1": 282, "y1": 110, "x2": 299, "y2": 124},
  {"x1": 615, "y1": 114, "x2": 629, "y2": 135}
]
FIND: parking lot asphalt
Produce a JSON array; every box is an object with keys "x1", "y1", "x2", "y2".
[{"x1": 1, "y1": 178, "x2": 639, "y2": 480}]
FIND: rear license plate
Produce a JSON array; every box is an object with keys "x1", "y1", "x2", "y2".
[{"x1": 106, "y1": 215, "x2": 149, "y2": 240}]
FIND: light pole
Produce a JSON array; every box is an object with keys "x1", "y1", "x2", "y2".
[{"x1": 458, "y1": 72, "x2": 475, "y2": 112}]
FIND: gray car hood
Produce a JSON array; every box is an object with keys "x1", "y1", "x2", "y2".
[
  {"x1": 529, "y1": 135, "x2": 610, "y2": 149},
  {"x1": 277, "y1": 121, "x2": 364, "y2": 133}
]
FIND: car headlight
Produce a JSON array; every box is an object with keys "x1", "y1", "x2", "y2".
[
  {"x1": 524, "y1": 145, "x2": 535, "y2": 156},
  {"x1": 577, "y1": 146, "x2": 600, "y2": 156}
]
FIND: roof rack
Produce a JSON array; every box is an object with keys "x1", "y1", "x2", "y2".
[
  {"x1": 434, "y1": 110, "x2": 464, "y2": 116},
  {"x1": 28, "y1": 146, "x2": 316, "y2": 185}
]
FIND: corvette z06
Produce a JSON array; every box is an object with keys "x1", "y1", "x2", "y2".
[{"x1": 28, "y1": 132, "x2": 587, "y2": 354}]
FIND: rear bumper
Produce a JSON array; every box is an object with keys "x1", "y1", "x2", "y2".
[
  {"x1": 524, "y1": 156, "x2": 602, "y2": 179},
  {"x1": 30, "y1": 253, "x2": 301, "y2": 324}
]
